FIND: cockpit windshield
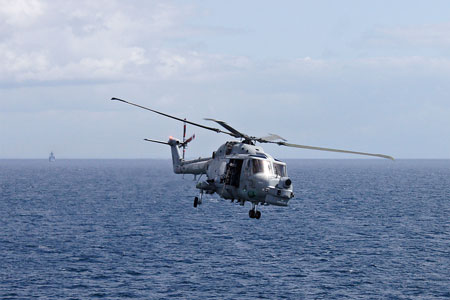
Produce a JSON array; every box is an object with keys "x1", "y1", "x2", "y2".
[
  {"x1": 250, "y1": 159, "x2": 287, "y2": 177},
  {"x1": 252, "y1": 159, "x2": 272, "y2": 175},
  {"x1": 273, "y1": 162, "x2": 287, "y2": 177}
]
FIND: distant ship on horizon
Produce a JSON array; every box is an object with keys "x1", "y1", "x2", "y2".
[{"x1": 49, "y1": 152, "x2": 56, "y2": 162}]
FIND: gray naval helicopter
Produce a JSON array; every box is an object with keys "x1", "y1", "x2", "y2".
[{"x1": 112, "y1": 97, "x2": 394, "y2": 219}]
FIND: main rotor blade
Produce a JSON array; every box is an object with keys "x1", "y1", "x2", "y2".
[
  {"x1": 111, "y1": 97, "x2": 234, "y2": 137},
  {"x1": 258, "y1": 133, "x2": 287, "y2": 142},
  {"x1": 204, "y1": 118, "x2": 249, "y2": 139},
  {"x1": 273, "y1": 141, "x2": 394, "y2": 160},
  {"x1": 144, "y1": 138, "x2": 170, "y2": 145}
]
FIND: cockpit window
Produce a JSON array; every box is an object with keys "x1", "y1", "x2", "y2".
[
  {"x1": 252, "y1": 159, "x2": 271, "y2": 174},
  {"x1": 273, "y1": 162, "x2": 287, "y2": 177}
]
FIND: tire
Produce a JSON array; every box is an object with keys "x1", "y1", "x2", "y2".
[
  {"x1": 255, "y1": 211, "x2": 261, "y2": 219},
  {"x1": 194, "y1": 197, "x2": 198, "y2": 208},
  {"x1": 249, "y1": 210, "x2": 255, "y2": 218}
]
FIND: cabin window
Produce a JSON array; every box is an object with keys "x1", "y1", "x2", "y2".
[
  {"x1": 273, "y1": 162, "x2": 287, "y2": 177},
  {"x1": 252, "y1": 159, "x2": 271, "y2": 174}
]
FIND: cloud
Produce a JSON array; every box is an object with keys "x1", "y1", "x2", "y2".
[
  {"x1": 360, "y1": 22, "x2": 450, "y2": 49},
  {"x1": 0, "y1": 0, "x2": 255, "y2": 86},
  {"x1": 0, "y1": 0, "x2": 44, "y2": 26},
  {"x1": 5, "y1": 1, "x2": 450, "y2": 87},
  {"x1": 0, "y1": 1, "x2": 205, "y2": 84}
]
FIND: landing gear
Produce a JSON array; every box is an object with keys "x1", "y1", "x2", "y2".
[
  {"x1": 248, "y1": 203, "x2": 261, "y2": 219},
  {"x1": 194, "y1": 197, "x2": 199, "y2": 208},
  {"x1": 194, "y1": 191, "x2": 203, "y2": 208}
]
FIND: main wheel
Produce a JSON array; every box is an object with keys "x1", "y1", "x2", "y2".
[
  {"x1": 255, "y1": 210, "x2": 261, "y2": 219},
  {"x1": 248, "y1": 209, "x2": 255, "y2": 218},
  {"x1": 194, "y1": 197, "x2": 199, "y2": 208}
]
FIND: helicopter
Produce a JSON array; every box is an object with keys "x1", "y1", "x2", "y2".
[{"x1": 112, "y1": 97, "x2": 394, "y2": 219}]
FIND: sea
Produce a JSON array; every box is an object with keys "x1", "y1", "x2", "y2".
[{"x1": 0, "y1": 159, "x2": 449, "y2": 299}]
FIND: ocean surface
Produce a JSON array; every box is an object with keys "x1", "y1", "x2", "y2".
[{"x1": 0, "y1": 159, "x2": 449, "y2": 299}]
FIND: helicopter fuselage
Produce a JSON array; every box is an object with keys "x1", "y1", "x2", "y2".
[
  {"x1": 112, "y1": 96, "x2": 393, "y2": 218},
  {"x1": 171, "y1": 139, "x2": 294, "y2": 207}
]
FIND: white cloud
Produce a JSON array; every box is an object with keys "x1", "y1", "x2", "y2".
[
  {"x1": 0, "y1": 0, "x2": 44, "y2": 26},
  {"x1": 0, "y1": 0, "x2": 255, "y2": 85},
  {"x1": 7, "y1": 1, "x2": 450, "y2": 86},
  {"x1": 0, "y1": 1, "x2": 204, "y2": 83},
  {"x1": 361, "y1": 22, "x2": 450, "y2": 49}
]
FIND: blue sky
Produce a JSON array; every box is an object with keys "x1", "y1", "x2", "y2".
[{"x1": 1, "y1": 0, "x2": 449, "y2": 158}]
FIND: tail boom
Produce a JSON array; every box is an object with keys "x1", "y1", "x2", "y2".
[{"x1": 166, "y1": 138, "x2": 209, "y2": 175}]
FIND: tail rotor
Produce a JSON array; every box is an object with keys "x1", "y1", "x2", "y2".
[
  {"x1": 183, "y1": 119, "x2": 187, "y2": 160},
  {"x1": 181, "y1": 119, "x2": 195, "y2": 160}
]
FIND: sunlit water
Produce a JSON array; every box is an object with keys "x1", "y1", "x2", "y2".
[{"x1": 1, "y1": 159, "x2": 449, "y2": 299}]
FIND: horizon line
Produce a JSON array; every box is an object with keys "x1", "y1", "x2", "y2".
[{"x1": 1, "y1": 158, "x2": 449, "y2": 160}]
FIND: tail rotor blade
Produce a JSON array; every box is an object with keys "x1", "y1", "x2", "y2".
[
  {"x1": 183, "y1": 119, "x2": 187, "y2": 160},
  {"x1": 180, "y1": 134, "x2": 195, "y2": 147},
  {"x1": 184, "y1": 134, "x2": 195, "y2": 145}
]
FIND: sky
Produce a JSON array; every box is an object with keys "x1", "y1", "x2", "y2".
[{"x1": 1, "y1": 0, "x2": 450, "y2": 159}]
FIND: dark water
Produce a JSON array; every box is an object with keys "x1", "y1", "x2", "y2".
[{"x1": 1, "y1": 159, "x2": 449, "y2": 299}]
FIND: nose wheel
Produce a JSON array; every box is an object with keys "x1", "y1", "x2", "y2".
[{"x1": 248, "y1": 203, "x2": 261, "y2": 219}]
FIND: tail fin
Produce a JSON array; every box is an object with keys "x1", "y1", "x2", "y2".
[
  {"x1": 145, "y1": 135, "x2": 197, "y2": 174},
  {"x1": 144, "y1": 137, "x2": 182, "y2": 173},
  {"x1": 168, "y1": 137, "x2": 182, "y2": 173}
]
